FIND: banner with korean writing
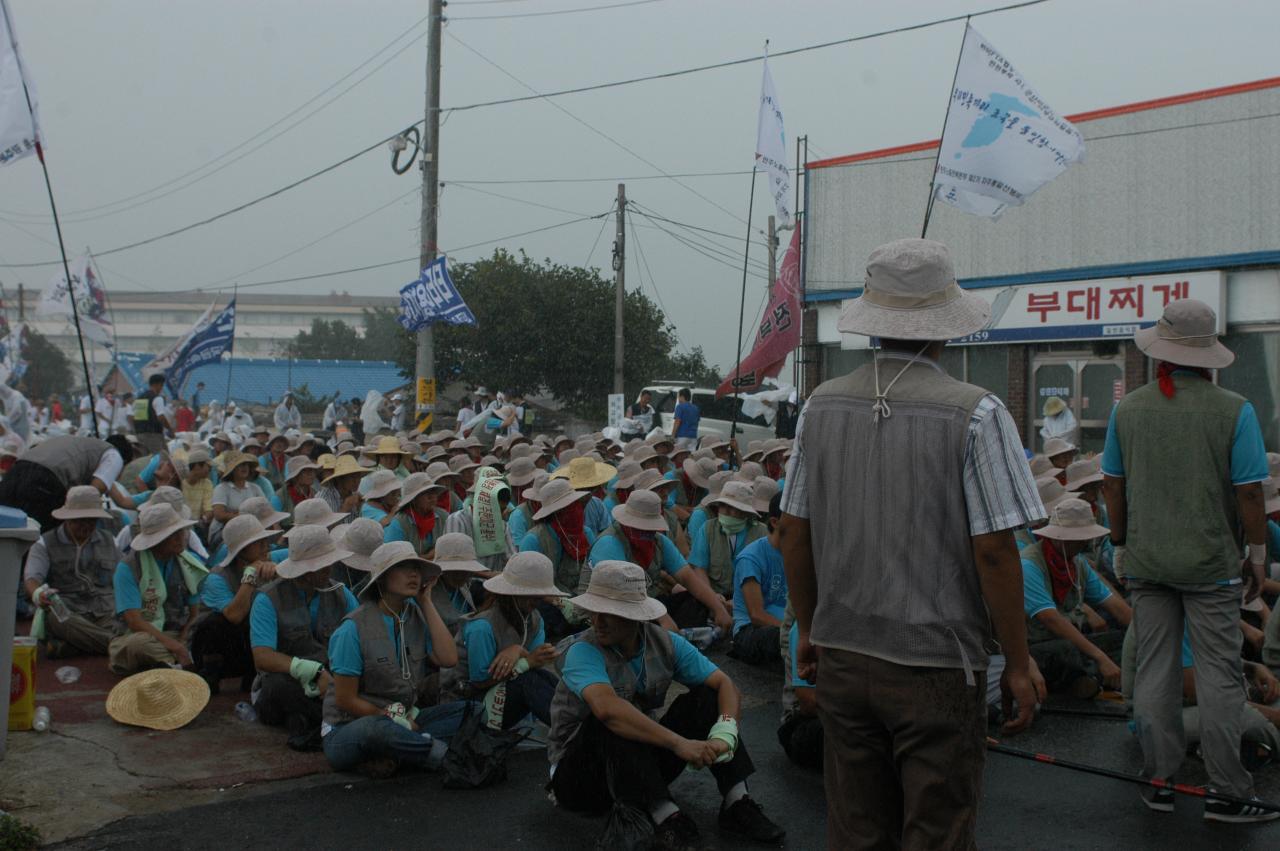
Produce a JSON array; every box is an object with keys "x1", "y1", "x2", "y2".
[
  {"x1": 755, "y1": 52, "x2": 791, "y2": 227},
  {"x1": 37, "y1": 254, "x2": 113, "y2": 346},
  {"x1": 932, "y1": 24, "x2": 1085, "y2": 219},
  {"x1": 167, "y1": 299, "x2": 235, "y2": 395},
  {"x1": 716, "y1": 225, "x2": 802, "y2": 397},
  {"x1": 398, "y1": 256, "x2": 476, "y2": 331},
  {"x1": 0, "y1": 0, "x2": 39, "y2": 168}
]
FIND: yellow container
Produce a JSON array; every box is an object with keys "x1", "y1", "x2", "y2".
[{"x1": 8, "y1": 636, "x2": 37, "y2": 731}]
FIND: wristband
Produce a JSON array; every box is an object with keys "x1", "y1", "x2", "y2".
[
  {"x1": 1247, "y1": 543, "x2": 1268, "y2": 566},
  {"x1": 31, "y1": 583, "x2": 49, "y2": 606},
  {"x1": 241, "y1": 566, "x2": 258, "y2": 587}
]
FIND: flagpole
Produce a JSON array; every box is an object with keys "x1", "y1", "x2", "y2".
[
  {"x1": 0, "y1": 1, "x2": 98, "y2": 437},
  {"x1": 920, "y1": 16, "x2": 971, "y2": 240},
  {"x1": 224, "y1": 284, "x2": 237, "y2": 404},
  {"x1": 728, "y1": 166, "x2": 758, "y2": 468},
  {"x1": 791, "y1": 133, "x2": 804, "y2": 395}
]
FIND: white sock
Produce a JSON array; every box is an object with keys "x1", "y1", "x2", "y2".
[
  {"x1": 650, "y1": 799, "x2": 679, "y2": 824},
  {"x1": 724, "y1": 781, "x2": 748, "y2": 805}
]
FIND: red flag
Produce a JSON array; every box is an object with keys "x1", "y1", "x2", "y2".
[{"x1": 716, "y1": 225, "x2": 801, "y2": 398}]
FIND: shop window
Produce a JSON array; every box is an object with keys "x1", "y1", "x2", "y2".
[{"x1": 1219, "y1": 330, "x2": 1280, "y2": 450}]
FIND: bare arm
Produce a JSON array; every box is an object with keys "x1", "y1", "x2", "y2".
[
  {"x1": 1102, "y1": 475, "x2": 1127, "y2": 545},
  {"x1": 739, "y1": 579, "x2": 782, "y2": 628},
  {"x1": 777, "y1": 513, "x2": 818, "y2": 680},
  {"x1": 252, "y1": 645, "x2": 295, "y2": 675},
  {"x1": 420, "y1": 585, "x2": 458, "y2": 668},
  {"x1": 1238, "y1": 481, "x2": 1268, "y2": 601},
  {"x1": 973, "y1": 530, "x2": 1044, "y2": 733},
  {"x1": 333, "y1": 674, "x2": 387, "y2": 720},
  {"x1": 211, "y1": 503, "x2": 237, "y2": 524},
  {"x1": 1099, "y1": 594, "x2": 1132, "y2": 627},
  {"x1": 1033, "y1": 609, "x2": 1120, "y2": 684}
]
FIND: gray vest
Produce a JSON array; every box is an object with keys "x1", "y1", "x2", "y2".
[
  {"x1": 705, "y1": 522, "x2": 765, "y2": 597},
  {"x1": 24, "y1": 436, "x2": 111, "y2": 489},
  {"x1": 801, "y1": 359, "x2": 992, "y2": 672},
  {"x1": 596, "y1": 523, "x2": 667, "y2": 598},
  {"x1": 1021, "y1": 540, "x2": 1087, "y2": 645},
  {"x1": 429, "y1": 580, "x2": 477, "y2": 633},
  {"x1": 322, "y1": 601, "x2": 430, "y2": 727},
  {"x1": 533, "y1": 523, "x2": 588, "y2": 595},
  {"x1": 547, "y1": 623, "x2": 674, "y2": 765},
  {"x1": 259, "y1": 579, "x2": 349, "y2": 663},
  {"x1": 440, "y1": 605, "x2": 543, "y2": 700},
  {"x1": 394, "y1": 507, "x2": 450, "y2": 556},
  {"x1": 124, "y1": 550, "x2": 189, "y2": 630},
  {"x1": 42, "y1": 526, "x2": 119, "y2": 620}
]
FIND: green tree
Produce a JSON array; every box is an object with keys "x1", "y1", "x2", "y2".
[
  {"x1": 19, "y1": 327, "x2": 73, "y2": 399},
  {"x1": 661, "y1": 346, "x2": 722, "y2": 390},
  {"x1": 284, "y1": 318, "x2": 363, "y2": 360}
]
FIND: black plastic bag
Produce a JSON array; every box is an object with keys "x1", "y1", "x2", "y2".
[
  {"x1": 594, "y1": 800, "x2": 653, "y2": 851},
  {"x1": 440, "y1": 702, "x2": 528, "y2": 790}
]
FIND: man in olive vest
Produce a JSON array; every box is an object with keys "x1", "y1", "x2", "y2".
[
  {"x1": 23, "y1": 486, "x2": 123, "y2": 656},
  {"x1": 779, "y1": 239, "x2": 1046, "y2": 849},
  {"x1": 0, "y1": 434, "x2": 127, "y2": 531},
  {"x1": 1103, "y1": 298, "x2": 1276, "y2": 823},
  {"x1": 133, "y1": 373, "x2": 173, "y2": 455}
]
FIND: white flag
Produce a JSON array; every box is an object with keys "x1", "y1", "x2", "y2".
[
  {"x1": 933, "y1": 24, "x2": 1085, "y2": 218},
  {"x1": 0, "y1": 0, "x2": 39, "y2": 168},
  {"x1": 38, "y1": 255, "x2": 114, "y2": 347},
  {"x1": 755, "y1": 53, "x2": 792, "y2": 227}
]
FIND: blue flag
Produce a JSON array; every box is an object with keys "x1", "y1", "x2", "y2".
[
  {"x1": 167, "y1": 299, "x2": 235, "y2": 396},
  {"x1": 398, "y1": 257, "x2": 476, "y2": 331}
]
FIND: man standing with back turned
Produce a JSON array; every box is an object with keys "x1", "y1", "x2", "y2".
[
  {"x1": 778, "y1": 239, "x2": 1046, "y2": 850},
  {"x1": 1103, "y1": 298, "x2": 1277, "y2": 823}
]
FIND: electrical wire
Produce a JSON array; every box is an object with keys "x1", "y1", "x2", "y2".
[
  {"x1": 583, "y1": 203, "x2": 614, "y2": 269},
  {"x1": 446, "y1": 182, "x2": 599, "y2": 218},
  {"x1": 628, "y1": 199, "x2": 768, "y2": 247},
  {"x1": 450, "y1": 0, "x2": 665, "y2": 21},
  {"x1": 447, "y1": 169, "x2": 757, "y2": 185},
  {"x1": 627, "y1": 212, "x2": 685, "y2": 349},
  {"x1": 628, "y1": 205, "x2": 769, "y2": 274}
]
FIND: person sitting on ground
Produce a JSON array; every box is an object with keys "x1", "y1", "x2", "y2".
[
  {"x1": 260, "y1": 432, "x2": 291, "y2": 493},
  {"x1": 635, "y1": 469, "x2": 691, "y2": 554},
  {"x1": 364, "y1": 436, "x2": 413, "y2": 479},
  {"x1": 687, "y1": 471, "x2": 731, "y2": 543},
  {"x1": 23, "y1": 486, "x2": 123, "y2": 658},
  {"x1": 671, "y1": 457, "x2": 717, "y2": 524},
  {"x1": 210, "y1": 451, "x2": 264, "y2": 545},
  {"x1": 192, "y1": 515, "x2": 280, "y2": 695},
  {"x1": 428, "y1": 532, "x2": 489, "y2": 631},
  {"x1": 317, "y1": 456, "x2": 368, "y2": 516},
  {"x1": 502, "y1": 459, "x2": 541, "y2": 546},
  {"x1": 441, "y1": 551, "x2": 561, "y2": 730},
  {"x1": 777, "y1": 604, "x2": 821, "y2": 771},
  {"x1": 181, "y1": 448, "x2": 215, "y2": 529},
  {"x1": 322, "y1": 541, "x2": 462, "y2": 776},
  {"x1": 445, "y1": 466, "x2": 513, "y2": 571},
  {"x1": 550, "y1": 456, "x2": 616, "y2": 538},
  {"x1": 360, "y1": 469, "x2": 401, "y2": 525},
  {"x1": 547, "y1": 561, "x2": 785, "y2": 848},
  {"x1": 108, "y1": 502, "x2": 208, "y2": 675},
  {"x1": 1043, "y1": 437, "x2": 1077, "y2": 477},
  {"x1": 1023, "y1": 498, "x2": 1132, "y2": 696},
  {"x1": 330, "y1": 518, "x2": 383, "y2": 597},
  {"x1": 115, "y1": 485, "x2": 210, "y2": 560},
  {"x1": 276, "y1": 455, "x2": 321, "y2": 524},
  {"x1": 251, "y1": 524, "x2": 359, "y2": 750},
  {"x1": 519, "y1": 478, "x2": 596, "y2": 642},
  {"x1": 384, "y1": 472, "x2": 449, "y2": 555},
  {"x1": 729, "y1": 493, "x2": 788, "y2": 665},
  {"x1": 685, "y1": 481, "x2": 760, "y2": 634}
]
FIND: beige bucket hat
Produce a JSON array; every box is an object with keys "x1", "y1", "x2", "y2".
[
  {"x1": 611, "y1": 489, "x2": 669, "y2": 533},
  {"x1": 709, "y1": 480, "x2": 757, "y2": 516},
  {"x1": 330, "y1": 517, "x2": 384, "y2": 572},
  {"x1": 532, "y1": 478, "x2": 589, "y2": 520},
  {"x1": 556, "y1": 448, "x2": 581, "y2": 469},
  {"x1": 681, "y1": 457, "x2": 719, "y2": 490},
  {"x1": 1064, "y1": 458, "x2": 1104, "y2": 491},
  {"x1": 399, "y1": 471, "x2": 445, "y2": 507},
  {"x1": 838, "y1": 238, "x2": 991, "y2": 340},
  {"x1": 148, "y1": 487, "x2": 192, "y2": 520},
  {"x1": 186, "y1": 448, "x2": 212, "y2": 467},
  {"x1": 636, "y1": 469, "x2": 676, "y2": 494},
  {"x1": 700, "y1": 471, "x2": 733, "y2": 507},
  {"x1": 1036, "y1": 476, "x2": 1081, "y2": 513},
  {"x1": 219, "y1": 515, "x2": 281, "y2": 567},
  {"x1": 283, "y1": 498, "x2": 349, "y2": 538},
  {"x1": 1135, "y1": 299, "x2": 1234, "y2": 369},
  {"x1": 483, "y1": 551, "x2": 567, "y2": 598},
  {"x1": 569, "y1": 560, "x2": 666, "y2": 622},
  {"x1": 426, "y1": 460, "x2": 458, "y2": 483},
  {"x1": 1029, "y1": 454, "x2": 1054, "y2": 477},
  {"x1": 752, "y1": 477, "x2": 780, "y2": 513},
  {"x1": 106, "y1": 669, "x2": 210, "y2": 731},
  {"x1": 523, "y1": 469, "x2": 551, "y2": 503},
  {"x1": 360, "y1": 541, "x2": 442, "y2": 598},
  {"x1": 733, "y1": 461, "x2": 765, "y2": 483},
  {"x1": 323, "y1": 456, "x2": 370, "y2": 486},
  {"x1": 364, "y1": 436, "x2": 413, "y2": 461},
  {"x1": 551, "y1": 456, "x2": 617, "y2": 491},
  {"x1": 1043, "y1": 438, "x2": 1076, "y2": 460},
  {"x1": 363, "y1": 469, "x2": 402, "y2": 501},
  {"x1": 52, "y1": 485, "x2": 112, "y2": 521},
  {"x1": 277, "y1": 524, "x2": 353, "y2": 579},
  {"x1": 613, "y1": 460, "x2": 644, "y2": 491},
  {"x1": 506, "y1": 457, "x2": 537, "y2": 488},
  {"x1": 284, "y1": 455, "x2": 320, "y2": 483},
  {"x1": 238, "y1": 496, "x2": 290, "y2": 529},
  {"x1": 448, "y1": 454, "x2": 480, "y2": 475},
  {"x1": 1033, "y1": 498, "x2": 1110, "y2": 542},
  {"x1": 432, "y1": 532, "x2": 489, "y2": 574},
  {"x1": 630, "y1": 446, "x2": 659, "y2": 466},
  {"x1": 131, "y1": 503, "x2": 197, "y2": 550}
]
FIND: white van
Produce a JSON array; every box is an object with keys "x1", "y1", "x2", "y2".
[{"x1": 640, "y1": 383, "x2": 775, "y2": 445}]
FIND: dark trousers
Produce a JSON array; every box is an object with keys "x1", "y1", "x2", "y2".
[
  {"x1": 729, "y1": 623, "x2": 780, "y2": 666},
  {"x1": 817, "y1": 648, "x2": 987, "y2": 851},
  {"x1": 777, "y1": 713, "x2": 824, "y2": 771},
  {"x1": 0, "y1": 461, "x2": 66, "y2": 532},
  {"x1": 498, "y1": 668, "x2": 557, "y2": 728},
  {"x1": 538, "y1": 601, "x2": 587, "y2": 644},
  {"x1": 551, "y1": 686, "x2": 754, "y2": 814},
  {"x1": 1030, "y1": 628, "x2": 1125, "y2": 693},
  {"x1": 656, "y1": 591, "x2": 708, "y2": 631},
  {"x1": 256, "y1": 671, "x2": 322, "y2": 729},
  {"x1": 190, "y1": 613, "x2": 254, "y2": 680}
]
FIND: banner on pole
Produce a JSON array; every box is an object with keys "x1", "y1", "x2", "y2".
[
  {"x1": 146, "y1": 302, "x2": 215, "y2": 376},
  {"x1": 932, "y1": 24, "x2": 1085, "y2": 219},
  {"x1": 0, "y1": 0, "x2": 39, "y2": 168},
  {"x1": 38, "y1": 255, "x2": 113, "y2": 347},
  {"x1": 716, "y1": 225, "x2": 802, "y2": 398},
  {"x1": 398, "y1": 256, "x2": 476, "y2": 331},
  {"x1": 755, "y1": 52, "x2": 792, "y2": 227},
  {"x1": 166, "y1": 299, "x2": 236, "y2": 396}
]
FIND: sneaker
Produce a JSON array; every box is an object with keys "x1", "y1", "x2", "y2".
[
  {"x1": 1140, "y1": 784, "x2": 1175, "y2": 813},
  {"x1": 652, "y1": 811, "x2": 701, "y2": 851},
  {"x1": 719, "y1": 796, "x2": 785, "y2": 844},
  {"x1": 1204, "y1": 793, "x2": 1280, "y2": 824}
]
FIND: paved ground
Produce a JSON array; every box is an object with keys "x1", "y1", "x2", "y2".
[{"x1": 7, "y1": 637, "x2": 1280, "y2": 849}]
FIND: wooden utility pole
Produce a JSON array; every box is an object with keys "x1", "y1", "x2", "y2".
[
  {"x1": 612, "y1": 183, "x2": 626, "y2": 395},
  {"x1": 414, "y1": 0, "x2": 444, "y2": 429}
]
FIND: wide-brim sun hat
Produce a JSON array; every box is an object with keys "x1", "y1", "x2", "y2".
[
  {"x1": 239, "y1": 496, "x2": 290, "y2": 529},
  {"x1": 569, "y1": 560, "x2": 665, "y2": 622},
  {"x1": 399, "y1": 472, "x2": 445, "y2": 507},
  {"x1": 752, "y1": 477, "x2": 780, "y2": 514},
  {"x1": 219, "y1": 514, "x2": 281, "y2": 567},
  {"x1": 1029, "y1": 454, "x2": 1054, "y2": 477},
  {"x1": 532, "y1": 478, "x2": 590, "y2": 521},
  {"x1": 360, "y1": 541, "x2": 442, "y2": 598},
  {"x1": 1043, "y1": 396, "x2": 1068, "y2": 417},
  {"x1": 106, "y1": 669, "x2": 210, "y2": 731},
  {"x1": 1134, "y1": 298, "x2": 1234, "y2": 369},
  {"x1": 1035, "y1": 476, "x2": 1081, "y2": 513},
  {"x1": 1033, "y1": 498, "x2": 1110, "y2": 542},
  {"x1": 611, "y1": 490, "x2": 669, "y2": 533},
  {"x1": 363, "y1": 469, "x2": 402, "y2": 501},
  {"x1": 131, "y1": 503, "x2": 198, "y2": 550},
  {"x1": 483, "y1": 551, "x2": 567, "y2": 598},
  {"x1": 448, "y1": 454, "x2": 480, "y2": 475},
  {"x1": 709, "y1": 480, "x2": 757, "y2": 516},
  {"x1": 364, "y1": 436, "x2": 414, "y2": 461},
  {"x1": 682, "y1": 457, "x2": 717, "y2": 490},
  {"x1": 277, "y1": 524, "x2": 354, "y2": 579},
  {"x1": 284, "y1": 498, "x2": 350, "y2": 536},
  {"x1": 432, "y1": 531, "x2": 489, "y2": 574},
  {"x1": 550, "y1": 456, "x2": 617, "y2": 490},
  {"x1": 838, "y1": 238, "x2": 990, "y2": 340},
  {"x1": 1042, "y1": 437, "x2": 1076, "y2": 460},
  {"x1": 330, "y1": 517, "x2": 384, "y2": 572},
  {"x1": 322, "y1": 455, "x2": 371, "y2": 485},
  {"x1": 613, "y1": 460, "x2": 644, "y2": 491},
  {"x1": 52, "y1": 485, "x2": 113, "y2": 521},
  {"x1": 284, "y1": 455, "x2": 320, "y2": 482},
  {"x1": 1064, "y1": 459, "x2": 1104, "y2": 491},
  {"x1": 506, "y1": 457, "x2": 537, "y2": 487}
]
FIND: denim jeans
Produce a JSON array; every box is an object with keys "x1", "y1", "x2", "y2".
[{"x1": 323, "y1": 701, "x2": 475, "y2": 772}]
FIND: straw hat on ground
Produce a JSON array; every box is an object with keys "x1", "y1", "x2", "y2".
[
  {"x1": 611, "y1": 490, "x2": 669, "y2": 533},
  {"x1": 219, "y1": 515, "x2": 281, "y2": 568},
  {"x1": 1036, "y1": 477, "x2": 1080, "y2": 513},
  {"x1": 322, "y1": 455, "x2": 370, "y2": 485},
  {"x1": 238, "y1": 496, "x2": 289, "y2": 529},
  {"x1": 1043, "y1": 438, "x2": 1077, "y2": 460},
  {"x1": 52, "y1": 485, "x2": 112, "y2": 521},
  {"x1": 283, "y1": 498, "x2": 349, "y2": 538},
  {"x1": 132, "y1": 503, "x2": 197, "y2": 551},
  {"x1": 107, "y1": 669, "x2": 210, "y2": 731},
  {"x1": 360, "y1": 541, "x2": 442, "y2": 598},
  {"x1": 569, "y1": 561, "x2": 665, "y2": 622},
  {"x1": 284, "y1": 455, "x2": 320, "y2": 483},
  {"x1": 838, "y1": 238, "x2": 990, "y2": 340},
  {"x1": 330, "y1": 518, "x2": 383, "y2": 572},
  {"x1": 363, "y1": 469, "x2": 402, "y2": 501},
  {"x1": 483, "y1": 551, "x2": 567, "y2": 598},
  {"x1": 532, "y1": 478, "x2": 589, "y2": 521},
  {"x1": 432, "y1": 532, "x2": 489, "y2": 574},
  {"x1": 709, "y1": 481, "x2": 757, "y2": 516},
  {"x1": 551, "y1": 456, "x2": 616, "y2": 491},
  {"x1": 277, "y1": 524, "x2": 353, "y2": 579},
  {"x1": 1135, "y1": 299, "x2": 1234, "y2": 369},
  {"x1": 1033, "y1": 498, "x2": 1110, "y2": 542}
]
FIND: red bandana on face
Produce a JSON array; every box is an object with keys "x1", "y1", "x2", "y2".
[
  {"x1": 289, "y1": 484, "x2": 311, "y2": 505},
  {"x1": 552, "y1": 500, "x2": 589, "y2": 561},
  {"x1": 409, "y1": 508, "x2": 436, "y2": 540},
  {"x1": 1041, "y1": 540, "x2": 1077, "y2": 606},
  {"x1": 681, "y1": 472, "x2": 699, "y2": 506},
  {"x1": 614, "y1": 488, "x2": 632, "y2": 505},
  {"x1": 621, "y1": 523, "x2": 657, "y2": 568}
]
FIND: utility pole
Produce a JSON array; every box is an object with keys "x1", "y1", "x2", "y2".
[
  {"x1": 612, "y1": 183, "x2": 626, "y2": 395},
  {"x1": 16, "y1": 282, "x2": 23, "y2": 320},
  {"x1": 767, "y1": 214, "x2": 777, "y2": 292},
  {"x1": 414, "y1": 0, "x2": 444, "y2": 430}
]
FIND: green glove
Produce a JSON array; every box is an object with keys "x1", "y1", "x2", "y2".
[
  {"x1": 290, "y1": 657, "x2": 322, "y2": 687},
  {"x1": 708, "y1": 718, "x2": 739, "y2": 764}
]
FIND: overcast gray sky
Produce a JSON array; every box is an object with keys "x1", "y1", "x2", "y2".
[{"x1": 1, "y1": 0, "x2": 1277, "y2": 372}]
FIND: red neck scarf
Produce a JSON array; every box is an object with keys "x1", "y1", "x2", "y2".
[
  {"x1": 271, "y1": 452, "x2": 286, "y2": 472},
  {"x1": 765, "y1": 458, "x2": 784, "y2": 479},
  {"x1": 681, "y1": 472, "x2": 699, "y2": 506},
  {"x1": 409, "y1": 508, "x2": 436, "y2": 540},
  {"x1": 551, "y1": 501, "x2": 589, "y2": 561},
  {"x1": 1041, "y1": 540, "x2": 1076, "y2": 606},
  {"x1": 1157, "y1": 361, "x2": 1213, "y2": 399},
  {"x1": 614, "y1": 488, "x2": 631, "y2": 505},
  {"x1": 453, "y1": 481, "x2": 469, "y2": 503},
  {"x1": 288, "y1": 484, "x2": 311, "y2": 505},
  {"x1": 439, "y1": 491, "x2": 453, "y2": 512},
  {"x1": 622, "y1": 524, "x2": 657, "y2": 568}
]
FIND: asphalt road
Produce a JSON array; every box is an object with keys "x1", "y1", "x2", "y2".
[{"x1": 56, "y1": 652, "x2": 1280, "y2": 851}]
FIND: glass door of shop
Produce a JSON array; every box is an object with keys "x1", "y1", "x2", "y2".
[{"x1": 1031, "y1": 354, "x2": 1125, "y2": 454}]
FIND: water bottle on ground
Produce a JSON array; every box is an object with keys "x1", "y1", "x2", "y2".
[
  {"x1": 47, "y1": 593, "x2": 71, "y2": 624},
  {"x1": 32, "y1": 706, "x2": 51, "y2": 732},
  {"x1": 680, "y1": 626, "x2": 721, "y2": 651},
  {"x1": 54, "y1": 666, "x2": 81, "y2": 685},
  {"x1": 234, "y1": 701, "x2": 258, "y2": 722}
]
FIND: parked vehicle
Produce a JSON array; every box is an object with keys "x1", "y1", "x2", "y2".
[{"x1": 640, "y1": 383, "x2": 774, "y2": 445}]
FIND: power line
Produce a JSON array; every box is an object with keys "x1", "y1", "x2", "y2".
[
  {"x1": 627, "y1": 204, "x2": 769, "y2": 273},
  {"x1": 447, "y1": 169, "x2": 757, "y2": 185},
  {"x1": 446, "y1": 182, "x2": 598, "y2": 217},
  {"x1": 584, "y1": 202, "x2": 614, "y2": 269},
  {"x1": 450, "y1": 0, "x2": 665, "y2": 20},
  {"x1": 628, "y1": 199, "x2": 768, "y2": 247},
  {"x1": 627, "y1": 211, "x2": 685, "y2": 349},
  {"x1": 634, "y1": 209, "x2": 768, "y2": 279}
]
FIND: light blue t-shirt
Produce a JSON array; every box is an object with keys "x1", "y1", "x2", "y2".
[
  {"x1": 688, "y1": 506, "x2": 711, "y2": 542},
  {"x1": 585, "y1": 496, "x2": 610, "y2": 537},
  {"x1": 673, "y1": 401, "x2": 700, "y2": 439},
  {"x1": 589, "y1": 531, "x2": 684, "y2": 575},
  {"x1": 327, "y1": 600, "x2": 435, "y2": 676},
  {"x1": 560, "y1": 631, "x2": 717, "y2": 697},
  {"x1": 137, "y1": 454, "x2": 163, "y2": 487},
  {"x1": 249, "y1": 584, "x2": 359, "y2": 650},
  {"x1": 507, "y1": 504, "x2": 533, "y2": 546},
  {"x1": 461, "y1": 616, "x2": 547, "y2": 683},
  {"x1": 113, "y1": 555, "x2": 203, "y2": 615},
  {"x1": 1101, "y1": 396, "x2": 1268, "y2": 485},
  {"x1": 731, "y1": 537, "x2": 787, "y2": 635},
  {"x1": 1021, "y1": 554, "x2": 1112, "y2": 620},
  {"x1": 519, "y1": 527, "x2": 598, "y2": 559},
  {"x1": 788, "y1": 621, "x2": 815, "y2": 688},
  {"x1": 361, "y1": 503, "x2": 389, "y2": 523},
  {"x1": 200, "y1": 573, "x2": 236, "y2": 613}
]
